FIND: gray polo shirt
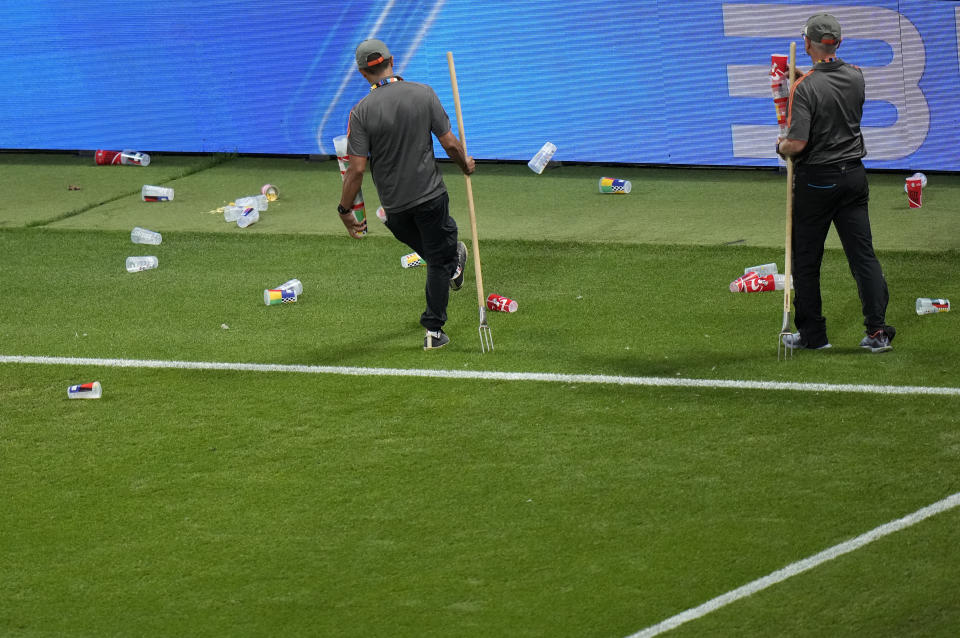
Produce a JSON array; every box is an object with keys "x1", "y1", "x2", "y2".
[
  {"x1": 786, "y1": 59, "x2": 867, "y2": 166},
  {"x1": 347, "y1": 79, "x2": 451, "y2": 212}
]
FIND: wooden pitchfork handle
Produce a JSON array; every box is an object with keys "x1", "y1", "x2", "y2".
[{"x1": 446, "y1": 51, "x2": 486, "y2": 312}]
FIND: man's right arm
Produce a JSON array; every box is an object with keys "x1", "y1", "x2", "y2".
[{"x1": 437, "y1": 130, "x2": 475, "y2": 175}]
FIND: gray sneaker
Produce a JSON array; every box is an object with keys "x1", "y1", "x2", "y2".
[
  {"x1": 781, "y1": 332, "x2": 832, "y2": 350},
  {"x1": 450, "y1": 241, "x2": 467, "y2": 290},
  {"x1": 859, "y1": 328, "x2": 894, "y2": 353},
  {"x1": 424, "y1": 329, "x2": 450, "y2": 350}
]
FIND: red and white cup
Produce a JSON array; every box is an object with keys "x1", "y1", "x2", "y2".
[
  {"x1": 906, "y1": 178, "x2": 923, "y2": 208},
  {"x1": 770, "y1": 53, "x2": 788, "y2": 76},
  {"x1": 68, "y1": 381, "x2": 102, "y2": 399},
  {"x1": 729, "y1": 272, "x2": 781, "y2": 293},
  {"x1": 95, "y1": 149, "x2": 123, "y2": 165},
  {"x1": 486, "y1": 293, "x2": 518, "y2": 313}
]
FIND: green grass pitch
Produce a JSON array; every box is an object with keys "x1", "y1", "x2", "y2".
[{"x1": 1, "y1": 153, "x2": 959, "y2": 637}]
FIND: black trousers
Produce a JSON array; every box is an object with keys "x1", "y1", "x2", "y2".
[
  {"x1": 792, "y1": 161, "x2": 889, "y2": 346},
  {"x1": 384, "y1": 192, "x2": 459, "y2": 331}
]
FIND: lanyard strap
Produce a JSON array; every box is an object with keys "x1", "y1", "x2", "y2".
[{"x1": 370, "y1": 76, "x2": 403, "y2": 91}]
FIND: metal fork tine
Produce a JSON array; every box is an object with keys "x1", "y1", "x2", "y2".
[
  {"x1": 479, "y1": 324, "x2": 494, "y2": 353},
  {"x1": 478, "y1": 306, "x2": 494, "y2": 353},
  {"x1": 778, "y1": 314, "x2": 793, "y2": 360}
]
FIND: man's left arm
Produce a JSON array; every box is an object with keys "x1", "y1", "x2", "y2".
[
  {"x1": 777, "y1": 137, "x2": 807, "y2": 157},
  {"x1": 338, "y1": 155, "x2": 368, "y2": 239}
]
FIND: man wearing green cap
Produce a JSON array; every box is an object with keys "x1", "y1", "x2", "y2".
[
  {"x1": 777, "y1": 13, "x2": 896, "y2": 353},
  {"x1": 338, "y1": 38, "x2": 475, "y2": 350}
]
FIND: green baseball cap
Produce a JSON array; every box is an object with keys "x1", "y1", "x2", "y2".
[
  {"x1": 355, "y1": 39, "x2": 392, "y2": 69},
  {"x1": 803, "y1": 13, "x2": 842, "y2": 45}
]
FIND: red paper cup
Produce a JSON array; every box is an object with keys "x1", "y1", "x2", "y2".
[
  {"x1": 730, "y1": 271, "x2": 758, "y2": 292},
  {"x1": 95, "y1": 149, "x2": 122, "y2": 165},
  {"x1": 770, "y1": 54, "x2": 788, "y2": 76},
  {"x1": 906, "y1": 178, "x2": 923, "y2": 208},
  {"x1": 486, "y1": 293, "x2": 518, "y2": 313}
]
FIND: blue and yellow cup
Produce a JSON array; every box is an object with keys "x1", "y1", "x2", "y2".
[
  {"x1": 263, "y1": 288, "x2": 297, "y2": 306},
  {"x1": 599, "y1": 177, "x2": 632, "y2": 194}
]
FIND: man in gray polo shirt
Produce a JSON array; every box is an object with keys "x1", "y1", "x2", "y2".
[
  {"x1": 338, "y1": 39, "x2": 475, "y2": 350},
  {"x1": 777, "y1": 13, "x2": 895, "y2": 353}
]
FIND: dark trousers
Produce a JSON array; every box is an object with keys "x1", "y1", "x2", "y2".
[
  {"x1": 384, "y1": 192, "x2": 458, "y2": 331},
  {"x1": 792, "y1": 162, "x2": 889, "y2": 346}
]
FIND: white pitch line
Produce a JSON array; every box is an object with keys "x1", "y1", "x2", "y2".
[
  {"x1": 626, "y1": 491, "x2": 960, "y2": 638},
  {"x1": 2, "y1": 354, "x2": 960, "y2": 397}
]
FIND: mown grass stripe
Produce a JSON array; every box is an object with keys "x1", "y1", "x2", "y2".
[
  {"x1": 3, "y1": 354, "x2": 960, "y2": 397},
  {"x1": 627, "y1": 491, "x2": 960, "y2": 638}
]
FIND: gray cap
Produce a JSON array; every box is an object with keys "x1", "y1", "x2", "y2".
[
  {"x1": 355, "y1": 39, "x2": 392, "y2": 69},
  {"x1": 804, "y1": 13, "x2": 841, "y2": 45}
]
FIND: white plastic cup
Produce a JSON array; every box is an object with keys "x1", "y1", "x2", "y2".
[
  {"x1": 744, "y1": 263, "x2": 778, "y2": 276},
  {"x1": 235, "y1": 194, "x2": 268, "y2": 211},
  {"x1": 142, "y1": 185, "x2": 174, "y2": 202},
  {"x1": 130, "y1": 226, "x2": 162, "y2": 245},
  {"x1": 275, "y1": 278, "x2": 303, "y2": 296},
  {"x1": 916, "y1": 298, "x2": 950, "y2": 315},
  {"x1": 224, "y1": 205, "x2": 245, "y2": 222},
  {"x1": 68, "y1": 381, "x2": 102, "y2": 399},
  {"x1": 121, "y1": 150, "x2": 151, "y2": 167},
  {"x1": 527, "y1": 142, "x2": 557, "y2": 174},
  {"x1": 125, "y1": 256, "x2": 158, "y2": 272},
  {"x1": 261, "y1": 184, "x2": 279, "y2": 201},
  {"x1": 237, "y1": 208, "x2": 260, "y2": 228},
  {"x1": 401, "y1": 252, "x2": 425, "y2": 268}
]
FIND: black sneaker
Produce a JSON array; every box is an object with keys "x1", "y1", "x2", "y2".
[
  {"x1": 859, "y1": 327, "x2": 894, "y2": 353},
  {"x1": 450, "y1": 241, "x2": 467, "y2": 290},
  {"x1": 423, "y1": 329, "x2": 450, "y2": 350},
  {"x1": 781, "y1": 332, "x2": 832, "y2": 350}
]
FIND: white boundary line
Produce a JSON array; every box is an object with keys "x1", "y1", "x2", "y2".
[
  {"x1": 2, "y1": 354, "x2": 960, "y2": 396},
  {"x1": 626, "y1": 491, "x2": 960, "y2": 638}
]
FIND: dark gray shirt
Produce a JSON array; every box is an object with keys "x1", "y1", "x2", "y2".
[
  {"x1": 347, "y1": 79, "x2": 451, "y2": 212},
  {"x1": 786, "y1": 59, "x2": 867, "y2": 166}
]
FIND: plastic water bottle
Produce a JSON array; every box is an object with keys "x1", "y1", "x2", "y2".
[
  {"x1": 235, "y1": 194, "x2": 268, "y2": 211},
  {"x1": 120, "y1": 150, "x2": 151, "y2": 166},
  {"x1": 130, "y1": 226, "x2": 162, "y2": 245},
  {"x1": 126, "y1": 256, "x2": 158, "y2": 272},
  {"x1": 527, "y1": 142, "x2": 557, "y2": 174},
  {"x1": 237, "y1": 208, "x2": 260, "y2": 228},
  {"x1": 224, "y1": 205, "x2": 246, "y2": 222}
]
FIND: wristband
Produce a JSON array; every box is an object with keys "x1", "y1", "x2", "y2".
[{"x1": 337, "y1": 203, "x2": 351, "y2": 216}]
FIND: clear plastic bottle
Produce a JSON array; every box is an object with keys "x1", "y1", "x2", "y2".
[
  {"x1": 527, "y1": 142, "x2": 557, "y2": 174},
  {"x1": 130, "y1": 226, "x2": 162, "y2": 245},
  {"x1": 125, "y1": 256, "x2": 158, "y2": 272},
  {"x1": 237, "y1": 208, "x2": 260, "y2": 228},
  {"x1": 235, "y1": 194, "x2": 268, "y2": 211}
]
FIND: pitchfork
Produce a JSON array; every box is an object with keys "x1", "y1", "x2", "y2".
[
  {"x1": 777, "y1": 42, "x2": 797, "y2": 361},
  {"x1": 447, "y1": 51, "x2": 493, "y2": 353}
]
